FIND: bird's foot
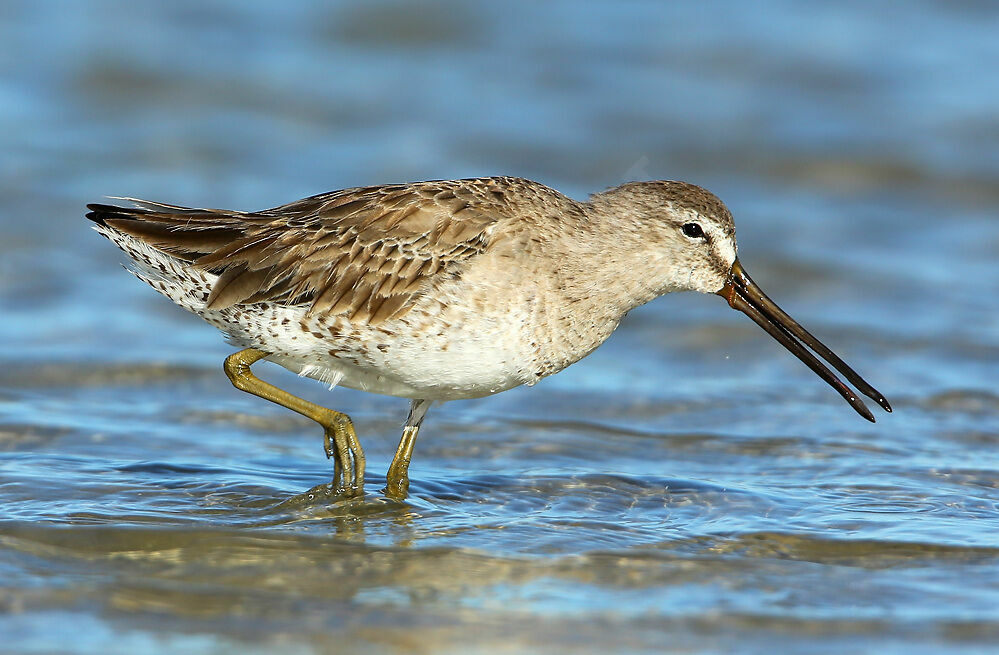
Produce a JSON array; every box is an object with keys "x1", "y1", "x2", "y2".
[
  {"x1": 323, "y1": 413, "x2": 365, "y2": 497},
  {"x1": 383, "y1": 424, "x2": 419, "y2": 500},
  {"x1": 384, "y1": 461, "x2": 410, "y2": 500}
]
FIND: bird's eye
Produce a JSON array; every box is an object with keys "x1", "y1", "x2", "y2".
[{"x1": 681, "y1": 222, "x2": 705, "y2": 239}]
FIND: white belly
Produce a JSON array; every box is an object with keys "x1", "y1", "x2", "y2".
[{"x1": 213, "y1": 296, "x2": 542, "y2": 402}]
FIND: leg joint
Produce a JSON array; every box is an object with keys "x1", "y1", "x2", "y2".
[
  {"x1": 330, "y1": 412, "x2": 354, "y2": 431},
  {"x1": 223, "y1": 353, "x2": 249, "y2": 387},
  {"x1": 224, "y1": 348, "x2": 267, "y2": 389}
]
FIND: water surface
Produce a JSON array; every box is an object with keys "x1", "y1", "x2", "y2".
[{"x1": 2, "y1": 2, "x2": 999, "y2": 653}]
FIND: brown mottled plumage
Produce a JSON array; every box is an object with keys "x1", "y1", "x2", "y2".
[
  {"x1": 87, "y1": 176, "x2": 889, "y2": 499},
  {"x1": 92, "y1": 178, "x2": 540, "y2": 325}
]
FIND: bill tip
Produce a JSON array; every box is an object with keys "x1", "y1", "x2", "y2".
[{"x1": 854, "y1": 401, "x2": 876, "y2": 422}]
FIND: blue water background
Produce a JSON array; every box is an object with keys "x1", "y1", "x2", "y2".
[{"x1": 1, "y1": 2, "x2": 998, "y2": 653}]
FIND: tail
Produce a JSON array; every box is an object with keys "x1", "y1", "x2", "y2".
[
  {"x1": 86, "y1": 199, "x2": 247, "y2": 262},
  {"x1": 87, "y1": 199, "x2": 249, "y2": 315}
]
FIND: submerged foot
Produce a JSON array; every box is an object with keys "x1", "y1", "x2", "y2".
[{"x1": 384, "y1": 466, "x2": 410, "y2": 500}]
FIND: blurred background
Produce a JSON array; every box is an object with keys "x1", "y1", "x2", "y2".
[{"x1": 1, "y1": 1, "x2": 998, "y2": 653}]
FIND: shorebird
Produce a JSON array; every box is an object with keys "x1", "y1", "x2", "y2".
[{"x1": 87, "y1": 177, "x2": 890, "y2": 499}]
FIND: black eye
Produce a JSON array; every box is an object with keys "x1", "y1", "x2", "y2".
[{"x1": 681, "y1": 222, "x2": 705, "y2": 239}]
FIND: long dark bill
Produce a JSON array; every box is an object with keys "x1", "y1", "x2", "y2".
[{"x1": 717, "y1": 259, "x2": 891, "y2": 422}]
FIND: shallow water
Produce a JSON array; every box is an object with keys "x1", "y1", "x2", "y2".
[{"x1": 2, "y1": 1, "x2": 999, "y2": 653}]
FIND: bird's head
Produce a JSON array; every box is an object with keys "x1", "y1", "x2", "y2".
[
  {"x1": 592, "y1": 180, "x2": 891, "y2": 422},
  {"x1": 591, "y1": 180, "x2": 737, "y2": 296}
]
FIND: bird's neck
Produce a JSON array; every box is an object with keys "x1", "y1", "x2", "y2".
[
  {"x1": 515, "y1": 203, "x2": 675, "y2": 373},
  {"x1": 554, "y1": 203, "x2": 673, "y2": 319}
]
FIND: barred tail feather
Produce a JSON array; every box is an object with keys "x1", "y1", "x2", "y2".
[{"x1": 91, "y1": 220, "x2": 217, "y2": 316}]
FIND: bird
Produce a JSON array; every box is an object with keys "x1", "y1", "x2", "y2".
[{"x1": 86, "y1": 176, "x2": 891, "y2": 499}]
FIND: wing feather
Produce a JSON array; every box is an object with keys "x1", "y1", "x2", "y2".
[{"x1": 86, "y1": 177, "x2": 547, "y2": 325}]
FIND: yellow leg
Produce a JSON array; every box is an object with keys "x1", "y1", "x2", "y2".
[
  {"x1": 223, "y1": 348, "x2": 365, "y2": 496},
  {"x1": 386, "y1": 426, "x2": 419, "y2": 499},
  {"x1": 385, "y1": 399, "x2": 431, "y2": 499}
]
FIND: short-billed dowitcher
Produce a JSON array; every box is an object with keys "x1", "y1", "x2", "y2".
[{"x1": 87, "y1": 177, "x2": 890, "y2": 498}]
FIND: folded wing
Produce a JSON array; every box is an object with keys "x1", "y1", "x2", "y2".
[{"x1": 86, "y1": 180, "x2": 509, "y2": 325}]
